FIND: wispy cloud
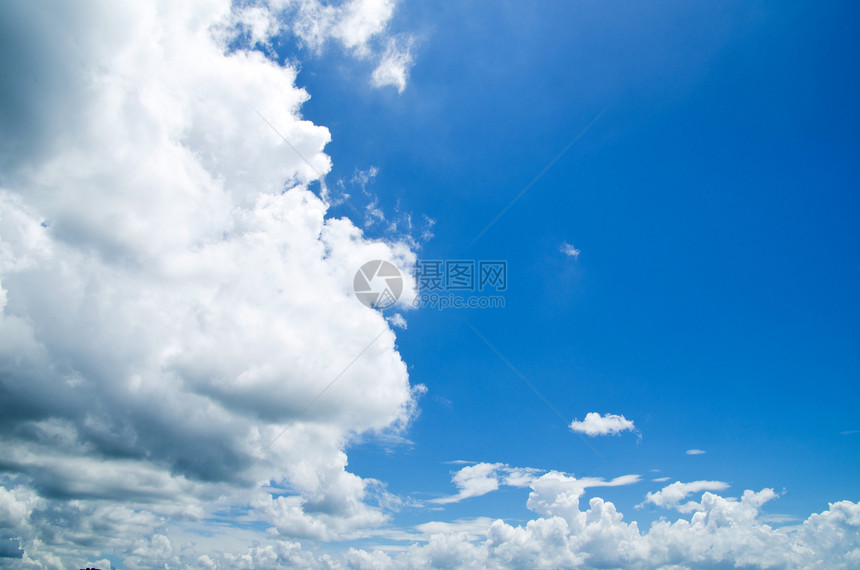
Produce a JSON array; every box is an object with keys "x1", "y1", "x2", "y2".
[
  {"x1": 642, "y1": 480, "x2": 731, "y2": 512},
  {"x1": 431, "y1": 463, "x2": 541, "y2": 504},
  {"x1": 560, "y1": 241, "x2": 581, "y2": 259},
  {"x1": 432, "y1": 463, "x2": 639, "y2": 506},
  {"x1": 371, "y1": 37, "x2": 414, "y2": 93}
]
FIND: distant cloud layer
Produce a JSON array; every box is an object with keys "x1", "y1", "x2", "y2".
[{"x1": 341, "y1": 484, "x2": 860, "y2": 569}]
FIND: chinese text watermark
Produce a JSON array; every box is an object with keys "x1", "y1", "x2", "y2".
[{"x1": 353, "y1": 259, "x2": 507, "y2": 311}]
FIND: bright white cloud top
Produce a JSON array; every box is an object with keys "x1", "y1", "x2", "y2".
[{"x1": 569, "y1": 412, "x2": 636, "y2": 436}]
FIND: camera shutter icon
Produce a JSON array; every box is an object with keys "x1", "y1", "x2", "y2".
[{"x1": 353, "y1": 260, "x2": 403, "y2": 309}]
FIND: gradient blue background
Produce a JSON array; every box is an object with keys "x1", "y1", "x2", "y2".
[{"x1": 280, "y1": 0, "x2": 859, "y2": 529}]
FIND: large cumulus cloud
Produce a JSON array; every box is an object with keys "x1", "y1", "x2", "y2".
[{"x1": 0, "y1": 0, "x2": 418, "y2": 565}]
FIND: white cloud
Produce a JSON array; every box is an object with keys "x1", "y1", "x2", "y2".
[
  {"x1": 432, "y1": 464, "x2": 637, "y2": 506},
  {"x1": 416, "y1": 517, "x2": 497, "y2": 539},
  {"x1": 569, "y1": 412, "x2": 635, "y2": 436},
  {"x1": 386, "y1": 312, "x2": 408, "y2": 329},
  {"x1": 0, "y1": 485, "x2": 41, "y2": 531},
  {"x1": 431, "y1": 463, "x2": 506, "y2": 505},
  {"x1": 0, "y1": 0, "x2": 420, "y2": 563},
  {"x1": 333, "y1": 0, "x2": 397, "y2": 56},
  {"x1": 250, "y1": 0, "x2": 414, "y2": 92},
  {"x1": 560, "y1": 241, "x2": 581, "y2": 259},
  {"x1": 234, "y1": 6, "x2": 280, "y2": 46},
  {"x1": 760, "y1": 513, "x2": 801, "y2": 524},
  {"x1": 371, "y1": 37, "x2": 415, "y2": 93},
  {"x1": 269, "y1": 0, "x2": 394, "y2": 56},
  {"x1": 642, "y1": 480, "x2": 731, "y2": 513},
  {"x1": 342, "y1": 487, "x2": 860, "y2": 569},
  {"x1": 525, "y1": 471, "x2": 641, "y2": 521},
  {"x1": 315, "y1": 471, "x2": 860, "y2": 570},
  {"x1": 503, "y1": 467, "x2": 545, "y2": 488},
  {"x1": 686, "y1": 448, "x2": 707, "y2": 455}
]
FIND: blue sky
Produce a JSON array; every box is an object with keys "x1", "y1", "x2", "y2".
[
  {"x1": 0, "y1": 0, "x2": 858, "y2": 567},
  {"x1": 299, "y1": 0, "x2": 860, "y2": 528}
]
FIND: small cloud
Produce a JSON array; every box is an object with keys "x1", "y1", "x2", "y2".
[
  {"x1": 415, "y1": 517, "x2": 497, "y2": 539},
  {"x1": 432, "y1": 464, "x2": 543, "y2": 505},
  {"x1": 364, "y1": 198, "x2": 385, "y2": 227},
  {"x1": 420, "y1": 215, "x2": 436, "y2": 243},
  {"x1": 502, "y1": 467, "x2": 544, "y2": 488},
  {"x1": 433, "y1": 395, "x2": 453, "y2": 410},
  {"x1": 371, "y1": 37, "x2": 414, "y2": 93},
  {"x1": 357, "y1": 431, "x2": 415, "y2": 451},
  {"x1": 686, "y1": 449, "x2": 706, "y2": 455},
  {"x1": 642, "y1": 480, "x2": 731, "y2": 512},
  {"x1": 652, "y1": 477, "x2": 670, "y2": 482},
  {"x1": 560, "y1": 241, "x2": 581, "y2": 259},
  {"x1": 569, "y1": 412, "x2": 635, "y2": 436},
  {"x1": 386, "y1": 313, "x2": 407, "y2": 329},
  {"x1": 839, "y1": 430, "x2": 860, "y2": 435},
  {"x1": 431, "y1": 462, "x2": 504, "y2": 504},
  {"x1": 759, "y1": 514, "x2": 800, "y2": 524},
  {"x1": 352, "y1": 165, "x2": 379, "y2": 191}
]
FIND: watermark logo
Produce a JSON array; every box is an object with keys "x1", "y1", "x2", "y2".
[
  {"x1": 353, "y1": 260, "x2": 404, "y2": 309},
  {"x1": 414, "y1": 260, "x2": 507, "y2": 292},
  {"x1": 353, "y1": 259, "x2": 507, "y2": 311},
  {"x1": 413, "y1": 292, "x2": 505, "y2": 310}
]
